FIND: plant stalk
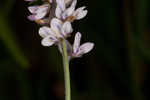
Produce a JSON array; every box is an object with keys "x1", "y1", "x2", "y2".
[{"x1": 62, "y1": 40, "x2": 71, "y2": 100}]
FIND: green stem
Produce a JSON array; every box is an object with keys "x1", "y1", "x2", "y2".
[{"x1": 62, "y1": 40, "x2": 71, "y2": 100}]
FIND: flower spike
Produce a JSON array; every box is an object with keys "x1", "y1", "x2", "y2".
[{"x1": 25, "y1": 1, "x2": 94, "y2": 100}]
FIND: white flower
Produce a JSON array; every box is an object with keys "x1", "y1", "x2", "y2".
[
  {"x1": 55, "y1": 0, "x2": 88, "y2": 21},
  {"x1": 39, "y1": 18, "x2": 73, "y2": 46},
  {"x1": 28, "y1": 4, "x2": 50, "y2": 21},
  {"x1": 71, "y1": 32, "x2": 94, "y2": 57}
]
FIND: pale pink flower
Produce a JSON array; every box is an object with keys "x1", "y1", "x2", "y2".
[
  {"x1": 39, "y1": 18, "x2": 73, "y2": 46},
  {"x1": 71, "y1": 32, "x2": 94, "y2": 57},
  {"x1": 28, "y1": 4, "x2": 50, "y2": 21},
  {"x1": 55, "y1": 0, "x2": 88, "y2": 21}
]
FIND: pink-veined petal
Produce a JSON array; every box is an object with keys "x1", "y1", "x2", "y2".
[
  {"x1": 27, "y1": 15, "x2": 36, "y2": 21},
  {"x1": 39, "y1": 26, "x2": 55, "y2": 38},
  {"x1": 77, "y1": 42, "x2": 94, "y2": 56},
  {"x1": 28, "y1": 6, "x2": 38, "y2": 13},
  {"x1": 41, "y1": 36, "x2": 57, "y2": 46},
  {"x1": 56, "y1": 0, "x2": 66, "y2": 11},
  {"x1": 34, "y1": 11, "x2": 47, "y2": 20},
  {"x1": 73, "y1": 32, "x2": 81, "y2": 53},
  {"x1": 38, "y1": 4, "x2": 49, "y2": 11},
  {"x1": 51, "y1": 18, "x2": 63, "y2": 38},
  {"x1": 62, "y1": 0, "x2": 77, "y2": 19},
  {"x1": 73, "y1": 6, "x2": 88, "y2": 20},
  {"x1": 34, "y1": 4, "x2": 49, "y2": 20},
  {"x1": 62, "y1": 21, "x2": 73, "y2": 36},
  {"x1": 28, "y1": 4, "x2": 49, "y2": 14}
]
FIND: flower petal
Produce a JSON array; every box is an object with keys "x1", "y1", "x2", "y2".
[
  {"x1": 62, "y1": 0, "x2": 77, "y2": 19},
  {"x1": 62, "y1": 21, "x2": 73, "y2": 36},
  {"x1": 41, "y1": 36, "x2": 56, "y2": 46},
  {"x1": 27, "y1": 15, "x2": 36, "y2": 21},
  {"x1": 73, "y1": 6, "x2": 88, "y2": 20},
  {"x1": 39, "y1": 26, "x2": 55, "y2": 38},
  {"x1": 77, "y1": 42, "x2": 94, "y2": 56},
  {"x1": 51, "y1": 18, "x2": 63, "y2": 38},
  {"x1": 73, "y1": 32, "x2": 81, "y2": 53},
  {"x1": 28, "y1": 5, "x2": 49, "y2": 21},
  {"x1": 28, "y1": 4, "x2": 49, "y2": 20},
  {"x1": 28, "y1": 6, "x2": 38, "y2": 14},
  {"x1": 56, "y1": 0, "x2": 66, "y2": 11},
  {"x1": 34, "y1": 4, "x2": 49, "y2": 20},
  {"x1": 55, "y1": 6, "x2": 63, "y2": 19}
]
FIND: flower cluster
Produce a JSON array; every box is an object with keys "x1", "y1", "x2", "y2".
[{"x1": 25, "y1": 0, "x2": 94, "y2": 59}]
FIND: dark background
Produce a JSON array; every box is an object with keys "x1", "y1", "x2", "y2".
[{"x1": 0, "y1": 0, "x2": 150, "y2": 100}]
